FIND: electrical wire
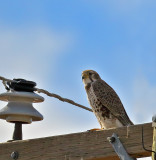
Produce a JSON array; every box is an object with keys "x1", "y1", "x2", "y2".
[{"x1": 0, "y1": 76, "x2": 93, "y2": 112}]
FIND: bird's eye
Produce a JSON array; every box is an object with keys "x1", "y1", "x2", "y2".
[
  {"x1": 82, "y1": 76, "x2": 85, "y2": 80},
  {"x1": 89, "y1": 72, "x2": 92, "y2": 76}
]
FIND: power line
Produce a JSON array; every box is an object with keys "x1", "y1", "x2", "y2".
[{"x1": 0, "y1": 76, "x2": 93, "y2": 112}]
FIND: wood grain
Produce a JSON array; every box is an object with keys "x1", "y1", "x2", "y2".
[
  {"x1": 152, "y1": 123, "x2": 156, "y2": 160},
  {"x1": 0, "y1": 123, "x2": 152, "y2": 160}
]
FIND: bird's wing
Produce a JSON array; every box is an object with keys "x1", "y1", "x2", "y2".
[{"x1": 91, "y1": 79, "x2": 133, "y2": 126}]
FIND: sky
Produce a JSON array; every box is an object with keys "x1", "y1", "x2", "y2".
[{"x1": 0, "y1": 1, "x2": 156, "y2": 159}]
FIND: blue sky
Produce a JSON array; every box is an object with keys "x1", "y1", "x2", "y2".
[{"x1": 0, "y1": 1, "x2": 156, "y2": 159}]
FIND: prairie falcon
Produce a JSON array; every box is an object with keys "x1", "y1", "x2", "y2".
[{"x1": 82, "y1": 70, "x2": 133, "y2": 129}]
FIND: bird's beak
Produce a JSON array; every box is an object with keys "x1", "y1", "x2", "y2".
[{"x1": 82, "y1": 73, "x2": 89, "y2": 80}]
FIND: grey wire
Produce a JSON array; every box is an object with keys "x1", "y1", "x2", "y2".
[{"x1": 0, "y1": 76, "x2": 93, "y2": 112}]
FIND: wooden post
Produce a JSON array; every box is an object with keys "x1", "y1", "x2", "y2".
[
  {"x1": 0, "y1": 123, "x2": 153, "y2": 160},
  {"x1": 152, "y1": 127, "x2": 156, "y2": 160},
  {"x1": 152, "y1": 115, "x2": 156, "y2": 160}
]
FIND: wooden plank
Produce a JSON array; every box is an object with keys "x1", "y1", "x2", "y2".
[
  {"x1": 152, "y1": 123, "x2": 156, "y2": 160},
  {"x1": 0, "y1": 123, "x2": 152, "y2": 160}
]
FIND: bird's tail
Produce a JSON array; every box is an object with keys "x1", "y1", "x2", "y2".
[{"x1": 119, "y1": 112, "x2": 134, "y2": 126}]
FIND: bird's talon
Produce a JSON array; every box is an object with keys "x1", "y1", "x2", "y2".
[{"x1": 87, "y1": 128, "x2": 102, "y2": 132}]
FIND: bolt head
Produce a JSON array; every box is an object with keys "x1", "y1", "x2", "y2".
[
  {"x1": 108, "y1": 136, "x2": 116, "y2": 143},
  {"x1": 11, "y1": 151, "x2": 19, "y2": 159},
  {"x1": 152, "y1": 115, "x2": 156, "y2": 122}
]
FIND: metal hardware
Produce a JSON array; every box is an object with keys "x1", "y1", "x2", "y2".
[
  {"x1": 7, "y1": 78, "x2": 36, "y2": 92},
  {"x1": 11, "y1": 151, "x2": 19, "y2": 160},
  {"x1": 108, "y1": 133, "x2": 136, "y2": 160},
  {"x1": 13, "y1": 122, "x2": 22, "y2": 140},
  {"x1": 152, "y1": 115, "x2": 156, "y2": 123},
  {"x1": 108, "y1": 136, "x2": 116, "y2": 143},
  {"x1": 0, "y1": 78, "x2": 44, "y2": 141}
]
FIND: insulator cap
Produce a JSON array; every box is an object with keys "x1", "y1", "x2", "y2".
[{"x1": 7, "y1": 79, "x2": 36, "y2": 92}]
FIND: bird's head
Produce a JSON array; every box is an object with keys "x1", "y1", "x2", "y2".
[{"x1": 82, "y1": 70, "x2": 101, "y2": 86}]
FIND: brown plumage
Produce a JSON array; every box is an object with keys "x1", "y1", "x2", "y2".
[{"x1": 82, "y1": 70, "x2": 133, "y2": 129}]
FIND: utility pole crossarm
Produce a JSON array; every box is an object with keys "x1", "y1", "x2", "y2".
[{"x1": 0, "y1": 123, "x2": 152, "y2": 160}]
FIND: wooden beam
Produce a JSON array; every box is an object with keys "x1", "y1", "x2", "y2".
[
  {"x1": 0, "y1": 123, "x2": 152, "y2": 160},
  {"x1": 152, "y1": 123, "x2": 156, "y2": 160}
]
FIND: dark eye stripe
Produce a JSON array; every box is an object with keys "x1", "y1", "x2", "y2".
[
  {"x1": 89, "y1": 72, "x2": 92, "y2": 75},
  {"x1": 82, "y1": 76, "x2": 85, "y2": 80}
]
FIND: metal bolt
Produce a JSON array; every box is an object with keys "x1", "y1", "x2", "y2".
[
  {"x1": 152, "y1": 115, "x2": 156, "y2": 122},
  {"x1": 107, "y1": 136, "x2": 116, "y2": 143},
  {"x1": 11, "y1": 151, "x2": 19, "y2": 160}
]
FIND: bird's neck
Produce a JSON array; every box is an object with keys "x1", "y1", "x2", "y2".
[{"x1": 85, "y1": 83, "x2": 92, "y2": 90}]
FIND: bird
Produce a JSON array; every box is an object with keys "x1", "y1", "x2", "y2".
[{"x1": 82, "y1": 70, "x2": 133, "y2": 129}]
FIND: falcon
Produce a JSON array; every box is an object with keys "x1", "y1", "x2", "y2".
[{"x1": 82, "y1": 70, "x2": 133, "y2": 129}]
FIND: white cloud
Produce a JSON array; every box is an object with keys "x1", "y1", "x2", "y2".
[
  {"x1": 0, "y1": 26, "x2": 70, "y2": 56},
  {"x1": 0, "y1": 26, "x2": 73, "y2": 80},
  {"x1": 0, "y1": 25, "x2": 74, "y2": 142},
  {"x1": 132, "y1": 73, "x2": 156, "y2": 124}
]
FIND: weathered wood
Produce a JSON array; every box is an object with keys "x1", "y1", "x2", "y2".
[
  {"x1": 152, "y1": 122, "x2": 156, "y2": 160},
  {"x1": 0, "y1": 123, "x2": 152, "y2": 160}
]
